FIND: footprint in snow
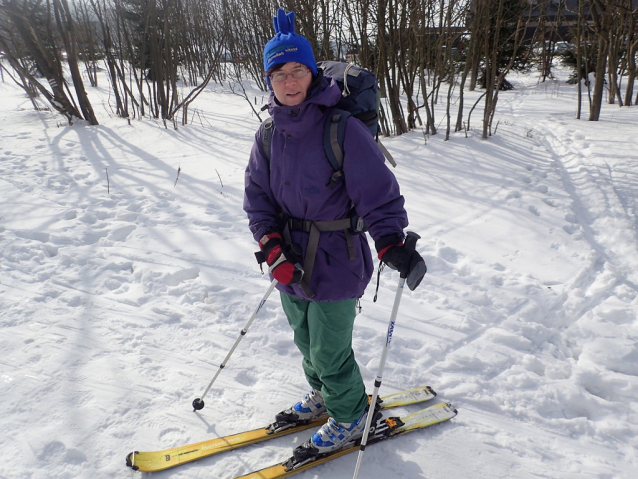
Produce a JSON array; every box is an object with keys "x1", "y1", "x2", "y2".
[
  {"x1": 159, "y1": 427, "x2": 184, "y2": 441},
  {"x1": 235, "y1": 370, "x2": 258, "y2": 387},
  {"x1": 14, "y1": 230, "x2": 50, "y2": 243},
  {"x1": 506, "y1": 190, "x2": 522, "y2": 200},
  {"x1": 107, "y1": 224, "x2": 136, "y2": 242},
  {"x1": 38, "y1": 441, "x2": 87, "y2": 465},
  {"x1": 563, "y1": 224, "x2": 579, "y2": 235},
  {"x1": 439, "y1": 246, "x2": 461, "y2": 264},
  {"x1": 163, "y1": 267, "x2": 200, "y2": 286},
  {"x1": 105, "y1": 279, "x2": 123, "y2": 291},
  {"x1": 79, "y1": 212, "x2": 98, "y2": 225},
  {"x1": 40, "y1": 243, "x2": 59, "y2": 257},
  {"x1": 565, "y1": 213, "x2": 578, "y2": 223},
  {"x1": 82, "y1": 230, "x2": 110, "y2": 245}
]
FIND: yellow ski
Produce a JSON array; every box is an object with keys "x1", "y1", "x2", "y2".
[
  {"x1": 234, "y1": 402, "x2": 458, "y2": 479},
  {"x1": 126, "y1": 386, "x2": 436, "y2": 472}
]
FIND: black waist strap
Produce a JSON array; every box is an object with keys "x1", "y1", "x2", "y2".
[{"x1": 283, "y1": 217, "x2": 356, "y2": 299}]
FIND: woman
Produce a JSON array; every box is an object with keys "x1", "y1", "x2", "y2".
[{"x1": 243, "y1": 9, "x2": 425, "y2": 459}]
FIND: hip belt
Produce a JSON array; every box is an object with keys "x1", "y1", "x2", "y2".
[{"x1": 284, "y1": 217, "x2": 358, "y2": 299}]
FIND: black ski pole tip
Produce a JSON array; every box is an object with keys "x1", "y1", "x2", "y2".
[{"x1": 192, "y1": 398, "x2": 205, "y2": 411}]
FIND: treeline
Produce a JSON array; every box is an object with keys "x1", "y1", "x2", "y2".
[{"x1": 0, "y1": 0, "x2": 637, "y2": 137}]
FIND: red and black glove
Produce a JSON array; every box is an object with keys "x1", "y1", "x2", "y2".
[
  {"x1": 376, "y1": 233, "x2": 427, "y2": 291},
  {"x1": 259, "y1": 233, "x2": 303, "y2": 285}
]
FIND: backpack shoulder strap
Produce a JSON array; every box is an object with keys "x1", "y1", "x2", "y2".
[
  {"x1": 259, "y1": 117, "x2": 274, "y2": 162},
  {"x1": 323, "y1": 108, "x2": 349, "y2": 189},
  {"x1": 323, "y1": 108, "x2": 397, "y2": 181},
  {"x1": 377, "y1": 139, "x2": 397, "y2": 168}
]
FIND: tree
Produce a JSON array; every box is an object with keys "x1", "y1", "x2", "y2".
[
  {"x1": 467, "y1": 0, "x2": 530, "y2": 138},
  {"x1": 588, "y1": 0, "x2": 614, "y2": 121},
  {"x1": 0, "y1": 0, "x2": 97, "y2": 124},
  {"x1": 52, "y1": 0, "x2": 99, "y2": 124}
]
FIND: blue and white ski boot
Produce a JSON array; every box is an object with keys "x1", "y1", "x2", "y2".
[
  {"x1": 292, "y1": 405, "x2": 381, "y2": 462},
  {"x1": 268, "y1": 389, "x2": 327, "y2": 433}
]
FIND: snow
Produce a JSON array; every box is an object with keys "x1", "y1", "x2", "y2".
[{"x1": 1, "y1": 66, "x2": 637, "y2": 479}]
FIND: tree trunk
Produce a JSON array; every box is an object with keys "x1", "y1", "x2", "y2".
[
  {"x1": 4, "y1": 4, "x2": 84, "y2": 123},
  {"x1": 624, "y1": 39, "x2": 637, "y2": 106},
  {"x1": 54, "y1": 0, "x2": 99, "y2": 124},
  {"x1": 589, "y1": 36, "x2": 608, "y2": 121}
]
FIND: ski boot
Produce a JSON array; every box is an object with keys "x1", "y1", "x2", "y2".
[
  {"x1": 267, "y1": 389, "x2": 326, "y2": 434},
  {"x1": 290, "y1": 400, "x2": 383, "y2": 467}
]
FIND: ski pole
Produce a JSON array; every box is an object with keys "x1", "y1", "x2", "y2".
[
  {"x1": 192, "y1": 278, "x2": 278, "y2": 411},
  {"x1": 352, "y1": 232, "x2": 421, "y2": 479}
]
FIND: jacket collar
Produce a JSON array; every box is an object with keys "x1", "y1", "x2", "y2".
[{"x1": 267, "y1": 73, "x2": 341, "y2": 133}]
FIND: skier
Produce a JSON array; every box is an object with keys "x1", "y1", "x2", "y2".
[{"x1": 243, "y1": 8, "x2": 426, "y2": 459}]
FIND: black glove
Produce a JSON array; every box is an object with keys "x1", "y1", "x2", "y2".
[
  {"x1": 259, "y1": 233, "x2": 303, "y2": 285},
  {"x1": 376, "y1": 233, "x2": 427, "y2": 291}
]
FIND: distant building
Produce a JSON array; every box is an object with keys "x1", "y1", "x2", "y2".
[{"x1": 524, "y1": 0, "x2": 591, "y2": 41}]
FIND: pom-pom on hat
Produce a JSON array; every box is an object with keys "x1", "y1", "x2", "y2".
[{"x1": 263, "y1": 9, "x2": 317, "y2": 75}]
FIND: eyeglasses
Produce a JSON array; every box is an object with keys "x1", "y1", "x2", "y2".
[{"x1": 269, "y1": 67, "x2": 310, "y2": 83}]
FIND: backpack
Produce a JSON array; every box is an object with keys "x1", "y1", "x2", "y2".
[{"x1": 259, "y1": 61, "x2": 396, "y2": 190}]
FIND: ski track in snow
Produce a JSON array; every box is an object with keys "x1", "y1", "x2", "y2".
[{"x1": 1, "y1": 69, "x2": 637, "y2": 479}]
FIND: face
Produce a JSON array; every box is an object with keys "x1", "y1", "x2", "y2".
[{"x1": 269, "y1": 62, "x2": 312, "y2": 107}]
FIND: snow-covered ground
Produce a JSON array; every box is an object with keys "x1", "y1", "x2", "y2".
[{"x1": 1, "y1": 65, "x2": 637, "y2": 479}]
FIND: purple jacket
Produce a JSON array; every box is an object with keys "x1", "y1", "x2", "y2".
[{"x1": 244, "y1": 75, "x2": 408, "y2": 301}]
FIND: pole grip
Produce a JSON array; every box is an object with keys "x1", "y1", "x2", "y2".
[{"x1": 400, "y1": 231, "x2": 421, "y2": 278}]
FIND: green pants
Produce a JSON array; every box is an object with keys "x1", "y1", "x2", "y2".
[{"x1": 280, "y1": 293, "x2": 368, "y2": 423}]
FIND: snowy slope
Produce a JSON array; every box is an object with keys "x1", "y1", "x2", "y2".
[{"x1": 1, "y1": 67, "x2": 637, "y2": 479}]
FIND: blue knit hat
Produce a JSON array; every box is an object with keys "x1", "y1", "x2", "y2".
[{"x1": 263, "y1": 9, "x2": 317, "y2": 75}]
